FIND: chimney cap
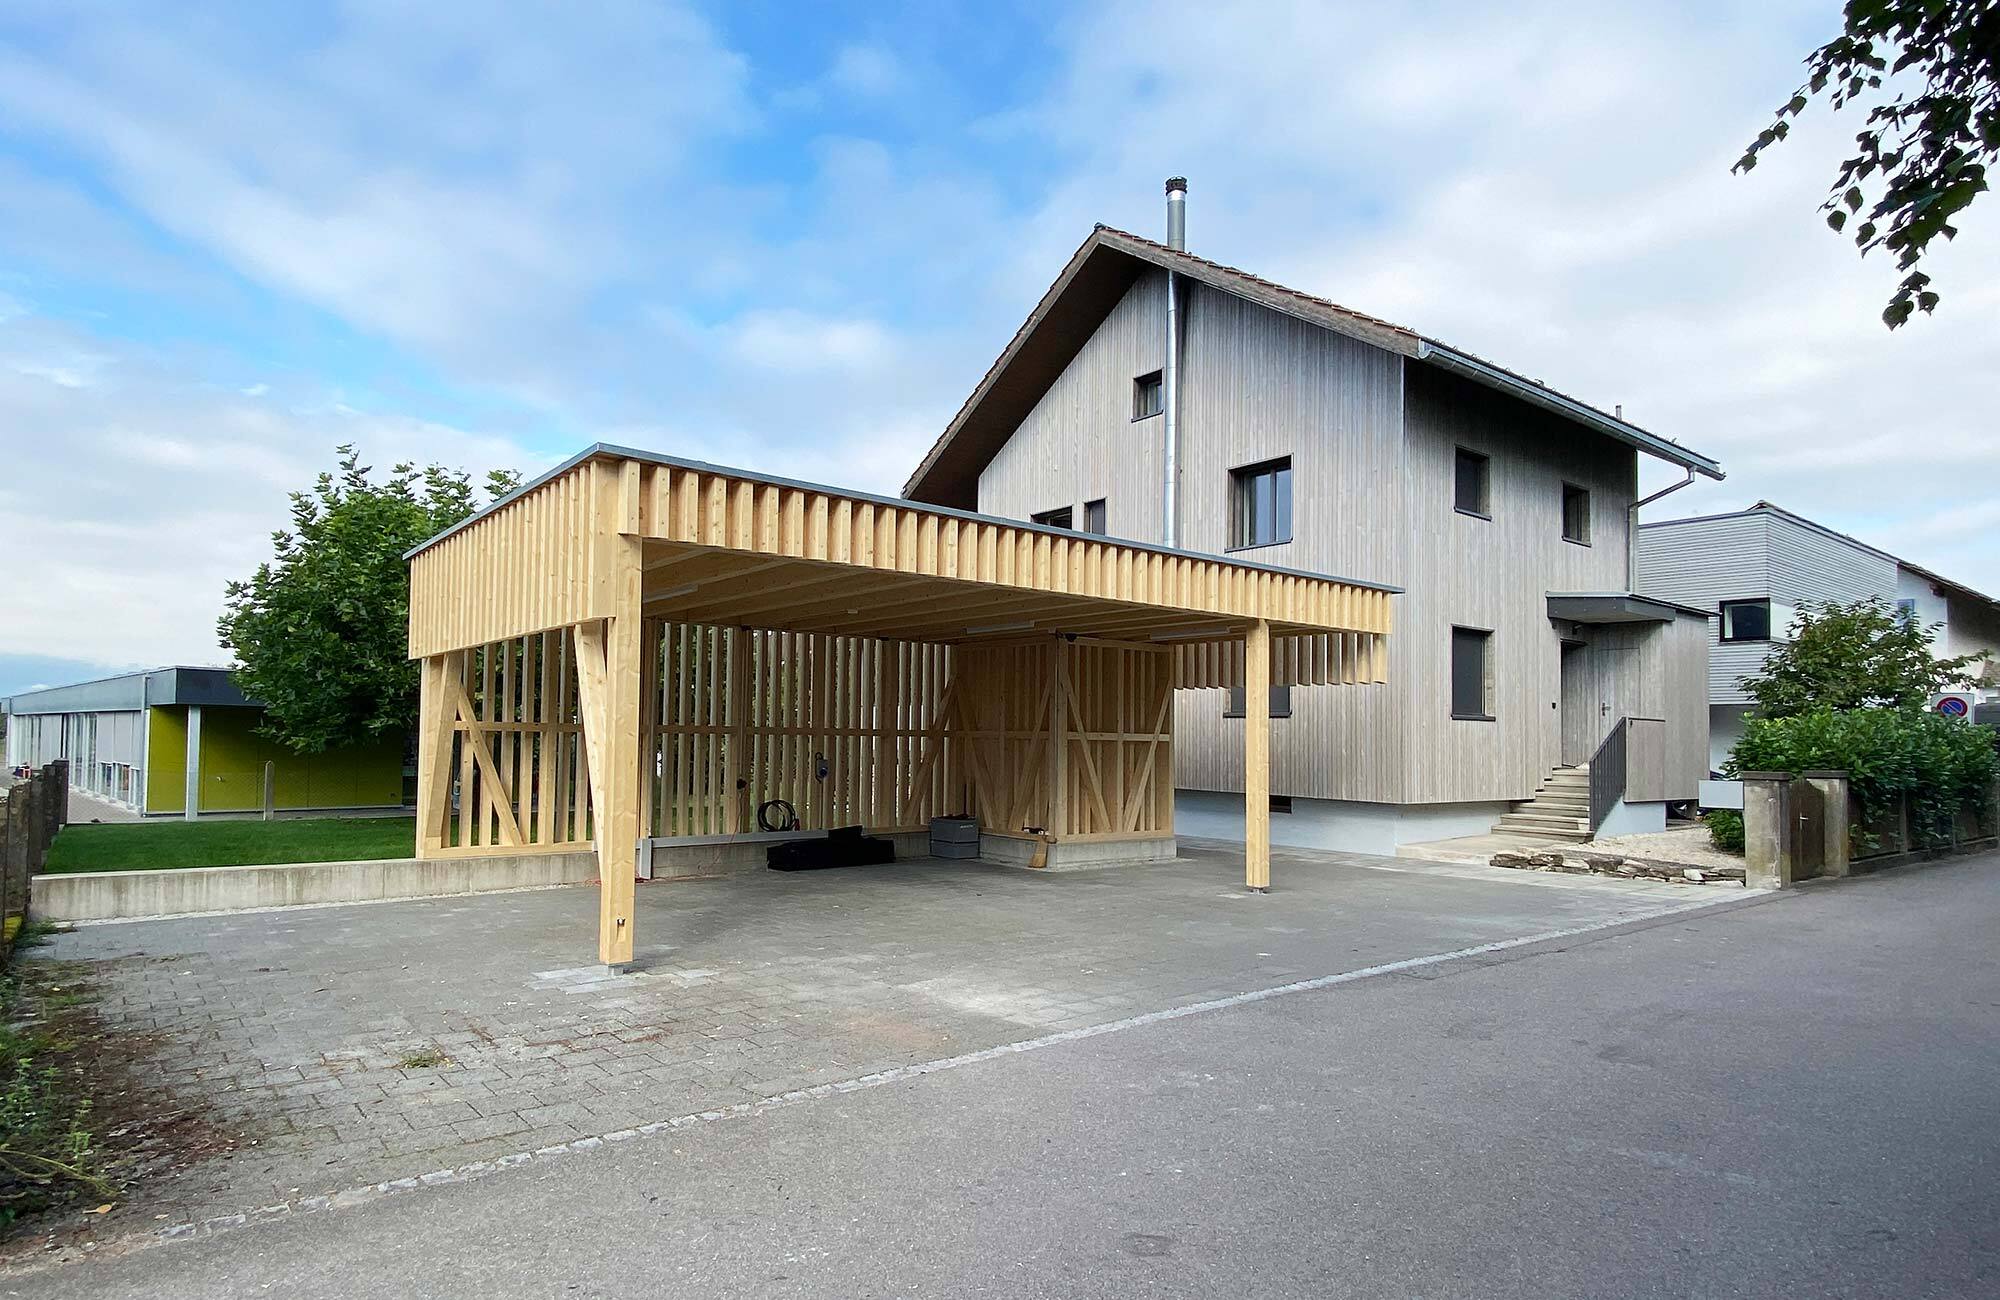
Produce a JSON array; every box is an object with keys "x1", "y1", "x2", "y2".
[{"x1": 1165, "y1": 176, "x2": 1188, "y2": 195}]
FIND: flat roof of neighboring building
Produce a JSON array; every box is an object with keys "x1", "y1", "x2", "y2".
[{"x1": 1, "y1": 667, "x2": 254, "y2": 716}]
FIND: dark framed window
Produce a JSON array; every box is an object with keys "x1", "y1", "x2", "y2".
[
  {"x1": 1229, "y1": 456, "x2": 1292, "y2": 550},
  {"x1": 1270, "y1": 795, "x2": 1294, "y2": 814},
  {"x1": 1133, "y1": 371, "x2": 1164, "y2": 420},
  {"x1": 1031, "y1": 505, "x2": 1073, "y2": 530},
  {"x1": 1561, "y1": 483, "x2": 1591, "y2": 544},
  {"x1": 1083, "y1": 498, "x2": 1107, "y2": 535},
  {"x1": 1450, "y1": 627, "x2": 1493, "y2": 720},
  {"x1": 1719, "y1": 599, "x2": 1771, "y2": 642},
  {"x1": 1224, "y1": 684, "x2": 1293, "y2": 718},
  {"x1": 1454, "y1": 448, "x2": 1490, "y2": 518},
  {"x1": 1894, "y1": 597, "x2": 1917, "y2": 624}
]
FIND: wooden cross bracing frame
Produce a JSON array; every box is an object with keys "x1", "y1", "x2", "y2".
[{"x1": 407, "y1": 449, "x2": 1396, "y2": 962}]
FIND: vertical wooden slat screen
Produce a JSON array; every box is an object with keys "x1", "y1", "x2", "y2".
[
  {"x1": 1172, "y1": 632, "x2": 1387, "y2": 689},
  {"x1": 645, "y1": 624, "x2": 961, "y2": 837}
]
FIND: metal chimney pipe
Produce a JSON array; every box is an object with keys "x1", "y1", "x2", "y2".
[{"x1": 1162, "y1": 178, "x2": 1187, "y2": 546}]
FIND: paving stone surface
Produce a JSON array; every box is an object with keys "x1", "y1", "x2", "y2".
[{"x1": 42, "y1": 842, "x2": 1695, "y2": 1222}]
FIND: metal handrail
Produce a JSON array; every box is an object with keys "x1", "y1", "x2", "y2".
[
  {"x1": 1587, "y1": 719, "x2": 1628, "y2": 836},
  {"x1": 1586, "y1": 716, "x2": 1668, "y2": 833}
]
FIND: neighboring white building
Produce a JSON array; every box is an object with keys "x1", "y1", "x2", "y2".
[{"x1": 1636, "y1": 501, "x2": 2000, "y2": 772}]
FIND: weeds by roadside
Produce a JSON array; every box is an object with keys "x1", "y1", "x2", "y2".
[{"x1": 0, "y1": 967, "x2": 113, "y2": 1225}]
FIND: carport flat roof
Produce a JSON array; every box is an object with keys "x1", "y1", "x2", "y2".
[{"x1": 407, "y1": 445, "x2": 1398, "y2": 659}]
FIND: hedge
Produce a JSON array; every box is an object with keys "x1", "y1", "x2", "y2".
[{"x1": 1722, "y1": 707, "x2": 1998, "y2": 851}]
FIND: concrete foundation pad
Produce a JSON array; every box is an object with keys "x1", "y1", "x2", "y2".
[{"x1": 977, "y1": 834, "x2": 1177, "y2": 871}]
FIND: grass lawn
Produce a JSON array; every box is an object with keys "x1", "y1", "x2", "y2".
[{"x1": 43, "y1": 816, "x2": 418, "y2": 874}]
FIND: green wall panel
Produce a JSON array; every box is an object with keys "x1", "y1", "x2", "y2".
[
  {"x1": 192, "y1": 707, "x2": 405, "y2": 813},
  {"x1": 145, "y1": 705, "x2": 187, "y2": 815}
]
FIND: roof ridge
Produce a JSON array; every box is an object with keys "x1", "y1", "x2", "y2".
[{"x1": 1093, "y1": 225, "x2": 1418, "y2": 341}]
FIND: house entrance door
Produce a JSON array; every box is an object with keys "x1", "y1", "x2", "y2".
[{"x1": 1560, "y1": 638, "x2": 1641, "y2": 766}]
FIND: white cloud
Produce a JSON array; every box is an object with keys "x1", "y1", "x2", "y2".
[
  {"x1": 0, "y1": 316, "x2": 542, "y2": 670},
  {"x1": 827, "y1": 44, "x2": 905, "y2": 99},
  {"x1": 0, "y1": 2, "x2": 753, "y2": 396},
  {"x1": 724, "y1": 309, "x2": 895, "y2": 372}
]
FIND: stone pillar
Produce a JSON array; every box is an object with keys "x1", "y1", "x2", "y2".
[
  {"x1": 1802, "y1": 771, "x2": 1851, "y2": 879},
  {"x1": 47, "y1": 759, "x2": 68, "y2": 831},
  {"x1": 1741, "y1": 771, "x2": 1795, "y2": 890}
]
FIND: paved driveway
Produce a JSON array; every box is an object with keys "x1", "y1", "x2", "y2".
[{"x1": 43, "y1": 841, "x2": 1724, "y2": 1234}]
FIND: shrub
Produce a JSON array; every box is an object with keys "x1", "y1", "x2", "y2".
[
  {"x1": 1706, "y1": 810, "x2": 1745, "y2": 853},
  {"x1": 1728, "y1": 707, "x2": 1999, "y2": 849}
]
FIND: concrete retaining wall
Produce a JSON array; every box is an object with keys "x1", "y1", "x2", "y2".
[{"x1": 33, "y1": 850, "x2": 600, "y2": 922}]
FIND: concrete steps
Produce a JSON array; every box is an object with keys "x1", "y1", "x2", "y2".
[{"x1": 1491, "y1": 765, "x2": 1593, "y2": 843}]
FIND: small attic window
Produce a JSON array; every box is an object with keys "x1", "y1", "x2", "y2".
[{"x1": 1133, "y1": 371, "x2": 1164, "y2": 421}]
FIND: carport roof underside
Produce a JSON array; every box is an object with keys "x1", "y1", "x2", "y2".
[{"x1": 406, "y1": 444, "x2": 1398, "y2": 657}]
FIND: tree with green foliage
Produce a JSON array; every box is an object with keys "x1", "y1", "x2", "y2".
[
  {"x1": 218, "y1": 446, "x2": 520, "y2": 754},
  {"x1": 1741, "y1": 596, "x2": 1977, "y2": 719},
  {"x1": 1736, "y1": 0, "x2": 2000, "y2": 327}
]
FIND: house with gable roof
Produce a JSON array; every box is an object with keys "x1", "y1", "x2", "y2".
[{"x1": 903, "y1": 181, "x2": 1720, "y2": 850}]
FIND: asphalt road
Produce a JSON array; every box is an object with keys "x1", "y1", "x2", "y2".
[{"x1": 17, "y1": 856, "x2": 2000, "y2": 1299}]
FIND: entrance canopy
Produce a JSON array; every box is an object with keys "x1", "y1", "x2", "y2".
[{"x1": 406, "y1": 445, "x2": 1396, "y2": 964}]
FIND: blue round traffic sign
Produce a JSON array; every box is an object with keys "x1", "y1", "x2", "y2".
[{"x1": 1937, "y1": 696, "x2": 1969, "y2": 717}]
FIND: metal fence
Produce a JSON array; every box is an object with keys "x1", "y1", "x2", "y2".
[{"x1": 1, "y1": 759, "x2": 68, "y2": 960}]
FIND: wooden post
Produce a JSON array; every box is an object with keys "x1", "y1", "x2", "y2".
[
  {"x1": 593, "y1": 459, "x2": 647, "y2": 969},
  {"x1": 261, "y1": 761, "x2": 276, "y2": 821},
  {"x1": 1244, "y1": 619, "x2": 1271, "y2": 892},
  {"x1": 1048, "y1": 638, "x2": 1068, "y2": 838},
  {"x1": 727, "y1": 628, "x2": 750, "y2": 833}
]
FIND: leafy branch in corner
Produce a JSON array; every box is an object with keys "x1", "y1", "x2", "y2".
[{"x1": 1736, "y1": 0, "x2": 2000, "y2": 327}]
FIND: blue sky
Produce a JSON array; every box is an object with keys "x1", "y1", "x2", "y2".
[{"x1": 3, "y1": 1, "x2": 1997, "y2": 696}]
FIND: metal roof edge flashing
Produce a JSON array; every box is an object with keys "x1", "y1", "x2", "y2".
[{"x1": 1415, "y1": 342, "x2": 1725, "y2": 481}]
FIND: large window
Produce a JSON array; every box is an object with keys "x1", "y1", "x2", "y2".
[
  {"x1": 1031, "y1": 505, "x2": 1073, "y2": 530},
  {"x1": 1224, "y1": 684, "x2": 1293, "y2": 719},
  {"x1": 1454, "y1": 448, "x2": 1490, "y2": 518},
  {"x1": 1719, "y1": 599, "x2": 1771, "y2": 642},
  {"x1": 1133, "y1": 371, "x2": 1164, "y2": 420},
  {"x1": 1561, "y1": 483, "x2": 1591, "y2": 544},
  {"x1": 1229, "y1": 456, "x2": 1292, "y2": 550},
  {"x1": 1451, "y1": 627, "x2": 1493, "y2": 720},
  {"x1": 1083, "y1": 498, "x2": 1107, "y2": 535}
]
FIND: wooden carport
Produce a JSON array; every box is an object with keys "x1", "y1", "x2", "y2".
[{"x1": 405, "y1": 446, "x2": 1395, "y2": 965}]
